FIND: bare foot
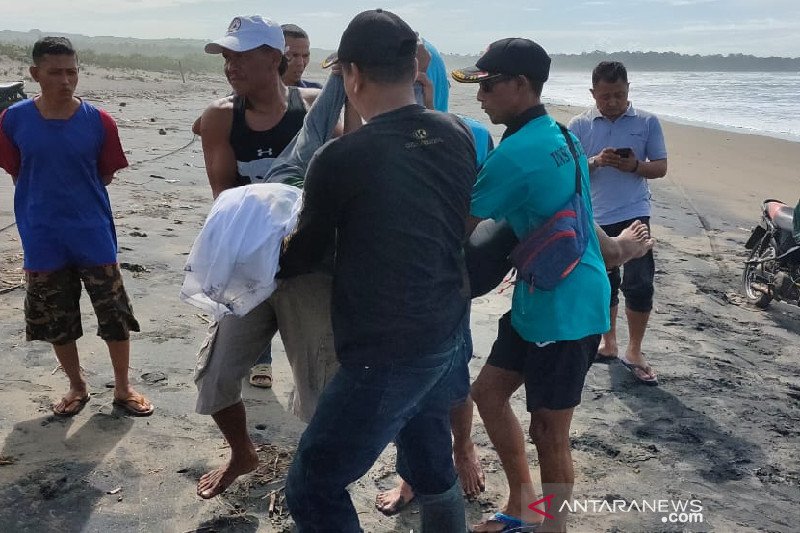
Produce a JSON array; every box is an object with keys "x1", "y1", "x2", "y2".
[
  {"x1": 597, "y1": 347, "x2": 617, "y2": 359},
  {"x1": 597, "y1": 335, "x2": 618, "y2": 359},
  {"x1": 197, "y1": 450, "x2": 259, "y2": 499},
  {"x1": 52, "y1": 386, "x2": 90, "y2": 416},
  {"x1": 454, "y1": 441, "x2": 485, "y2": 499},
  {"x1": 375, "y1": 480, "x2": 415, "y2": 516},
  {"x1": 616, "y1": 220, "x2": 655, "y2": 264}
]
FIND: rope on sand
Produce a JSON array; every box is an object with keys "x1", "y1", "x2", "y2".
[
  {"x1": 666, "y1": 174, "x2": 728, "y2": 274},
  {"x1": 127, "y1": 134, "x2": 198, "y2": 170}
]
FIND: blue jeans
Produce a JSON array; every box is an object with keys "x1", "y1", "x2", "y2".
[
  {"x1": 285, "y1": 314, "x2": 469, "y2": 533},
  {"x1": 254, "y1": 342, "x2": 272, "y2": 366}
]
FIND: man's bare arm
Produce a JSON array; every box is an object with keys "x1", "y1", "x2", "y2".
[
  {"x1": 638, "y1": 158, "x2": 667, "y2": 179},
  {"x1": 200, "y1": 101, "x2": 238, "y2": 199}
]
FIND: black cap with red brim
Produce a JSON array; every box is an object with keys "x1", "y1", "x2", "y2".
[{"x1": 451, "y1": 37, "x2": 551, "y2": 83}]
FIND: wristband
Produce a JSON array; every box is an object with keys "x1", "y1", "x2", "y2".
[{"x1": 632, "y1": 159, "x2": 640, "y2": 173}]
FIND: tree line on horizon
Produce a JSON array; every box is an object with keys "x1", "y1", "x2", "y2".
[
  {"x1": 549, "y1": 50, "x2": 800, "y2": 72},
  {"x1": 1, "y1": 30, "x2": 798, "y2": 75}
]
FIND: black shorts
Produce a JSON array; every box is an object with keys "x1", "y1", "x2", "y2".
[
  {"x1": 486, "y1": 313, "x2": 600, "y2": 412},
  {"x1": 600, "y1": 217, "x2": 655, "y2": 312}
]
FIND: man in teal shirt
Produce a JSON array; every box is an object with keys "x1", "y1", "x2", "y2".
[{"x1": 453, "y1": 38, "x2": 610, "y2": 532}]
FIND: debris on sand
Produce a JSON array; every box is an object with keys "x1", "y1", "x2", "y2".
[
  {"x1": 225, "y1": 443, "x2": 295, "y2": 522},
  {"x1": 120, "y1": 262, "x2": 149, "y2": 273}
]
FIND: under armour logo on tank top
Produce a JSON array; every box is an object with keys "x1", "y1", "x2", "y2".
[{"x1": 229, "y1": 87, "x2": 306, "y2": 184}]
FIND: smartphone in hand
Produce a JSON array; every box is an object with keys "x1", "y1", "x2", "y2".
[{"x1": 614, "y1": 147, "x2": 632, "y2": 158}]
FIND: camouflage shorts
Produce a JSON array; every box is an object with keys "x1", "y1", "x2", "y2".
[{"x1": 25, "y1": 264, "x2": 140, "y2": 345}]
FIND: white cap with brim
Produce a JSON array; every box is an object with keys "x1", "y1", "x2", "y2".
[{"x1": 205, "y1": 15, "x2": 285, "y2": 54}]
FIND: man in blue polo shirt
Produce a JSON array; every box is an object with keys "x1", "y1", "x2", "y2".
[
  {"x1": 453, "y1": 38, "x2": 611, "y2": 532},
  {"x1": 568, "y1": 61, "x2": 668, "y2": 386}
]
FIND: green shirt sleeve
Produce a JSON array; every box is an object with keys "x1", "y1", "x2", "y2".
[{"x1": 470, "y1": 149, "x2": 529, "y2": 221}]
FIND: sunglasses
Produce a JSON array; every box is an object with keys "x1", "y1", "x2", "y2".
[{"x1": 479, "y1": 74, "x2": 516, "y2": 92}]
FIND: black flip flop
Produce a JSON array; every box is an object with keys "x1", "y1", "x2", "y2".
[
  {"x1": 593, "y1": 352, "x2": 617, "y2": 364},
  {"x1": 619, "y1": 356, "x2": 659, "y2": 386}
]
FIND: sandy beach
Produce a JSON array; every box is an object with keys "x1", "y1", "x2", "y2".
[{"x1": 0, "y1": 59, "x2": 798, "y2": 532}]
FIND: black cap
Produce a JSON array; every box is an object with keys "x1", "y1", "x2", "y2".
[
  {"x1": 451, "y1": 38, "x2": 551, "y2": 83},
  {"x1": 322, "y1": 9, "x2": 417, "y2": 68}
]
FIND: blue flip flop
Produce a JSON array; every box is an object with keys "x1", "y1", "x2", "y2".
[{"x1": 472, "y1": 512, "x2": 539, "y2": 532}]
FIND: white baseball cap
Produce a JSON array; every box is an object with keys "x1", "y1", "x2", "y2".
[{"x1": 205, "y1": 15, "x2": 285, "y2": 54}]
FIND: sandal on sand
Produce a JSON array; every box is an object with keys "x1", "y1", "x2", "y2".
[
  {"x1": 113, "y1": 393, "x2": 155, "y2": 416},
  {"x1": 472, "y1": 512, "x2": 539, "y2": 532},
  {"x1": 249, "y1": 364, "x2": 273, "y2": 388},
  {"x1": 619, "y1": 355, "x2": 658, "y2": 386},
  {"x1": 593, "y1": 352, "x2": 617, "y2": 364},
  {"x1": 52, "y1": 395, "x2": 90, "y2": 417}
]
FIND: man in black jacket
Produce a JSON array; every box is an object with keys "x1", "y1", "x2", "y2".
[{"x1": 281, "y1": 9, "x2": 476, "y2": 533}]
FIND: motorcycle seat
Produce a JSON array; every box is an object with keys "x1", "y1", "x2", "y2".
[
  {"x1": 0, "y1": 81, "x2": 24, "y2": 91},
  {"x1": 767, "y1": 202, "x2": 795, "y2": 233}
]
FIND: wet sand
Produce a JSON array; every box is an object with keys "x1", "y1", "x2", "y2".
[{"x1": 0, "y1": 61, "x2": 798, "y2": 532}]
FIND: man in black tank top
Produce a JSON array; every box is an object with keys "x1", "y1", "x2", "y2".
[
  {"x1": 198, "y1": 17, "x2": 320, "y2": 198},
  {"x1": 192, "y1": 16, "x2": 340, "y2": 502},
  {"x1": 229, "y1": 86, "x2": 306, "y2": 185},
  {"x1": 191, "y1": 21, "x2": 331, "y2": 391}
]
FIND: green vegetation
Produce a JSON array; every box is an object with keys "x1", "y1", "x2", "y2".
[
  {"x1": 444, "y1": 50, "x2": 800, "y2": 72},
  {"x1": 1, "y1": 29, "x2": 798, "y2": 74},
  {"x1": 78, "y1": 49, "x2": 220, "y2": 73},
  {"x1": 0, "y1": 41, "x2": 221, "y2": 74},
  {"x1": 0, "y1": 42, "x2": 27, "y2": 63},
  {"x1": 550, "y1": 50, "x2": 800, "y2": 72}
]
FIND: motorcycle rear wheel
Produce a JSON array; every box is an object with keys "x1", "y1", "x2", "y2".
[{"x1": 742, "y1": 240, "x2": 776, "y2": 308}]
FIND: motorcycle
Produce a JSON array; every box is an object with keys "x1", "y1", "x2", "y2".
[
  {"x1": 742, "y1": 199, "x2": 800, "y2": 308},
  {"x1": 0, "y1": 81, "x2": 27, "y2": 112}
]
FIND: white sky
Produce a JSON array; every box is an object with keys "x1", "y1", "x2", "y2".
[{"x1": 3, "y1": 0, "x2": 799, "y2": 56}]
